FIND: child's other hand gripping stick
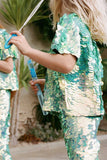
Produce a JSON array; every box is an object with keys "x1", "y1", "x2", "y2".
[{"x1": 29, "y1": 79, "x2": 45, "y2": 95}]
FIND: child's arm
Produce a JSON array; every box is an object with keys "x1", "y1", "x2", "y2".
[
  {"x1": 26, "y1": 49, "x2": 76, "y2": 74},
  {"x1": 0, "y1": 57, "x2": 13, "y2": 73},
  {"x1": 9, "y1": 31, "x2": 76, "y2": 74}
]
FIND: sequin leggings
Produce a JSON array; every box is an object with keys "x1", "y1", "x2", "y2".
[
  {"x1": 57, "y1": 110, "x2": 102, "y2": 160},
  {"x1": 0, "y1": 90, "x2": 12, "y2": 160}
]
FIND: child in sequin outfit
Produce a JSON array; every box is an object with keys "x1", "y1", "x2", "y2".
[
  {"x1": 9, "y1": 0, "x2": 107, "y2": 159},
  {"x1": 0, "y1": 24, "x2": 18, "y2": 160}
]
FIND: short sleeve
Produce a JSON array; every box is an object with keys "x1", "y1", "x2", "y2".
[
  {"x1": 51, "y1": 13, "x2": 80, "y2": 58},
  {"x1": 0, "y1": 30, "x2": 18, "y2": 60}
]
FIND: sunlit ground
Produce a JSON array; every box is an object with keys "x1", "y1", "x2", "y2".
[{"x1": 10, "y1": 133, "x2": 107, "y2": 160}]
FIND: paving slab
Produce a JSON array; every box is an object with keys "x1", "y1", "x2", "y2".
[{"x1": 10, "y1": 135, "x2": 107, "y2": 160}]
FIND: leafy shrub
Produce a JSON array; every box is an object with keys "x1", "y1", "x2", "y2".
[
  {"x1": 33, "y1": 104, "x2": 62, "y2": 131},
  {"x1": 102, "y1": 59, "x2": 107, "y2": 118},
  {"x1": 102, "y1": 59, "x2": 107, "y2": 93},
  {"x1": 18, "y1": 117, "x2": 63, "y2": 143}
]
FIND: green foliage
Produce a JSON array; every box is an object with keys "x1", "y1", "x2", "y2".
[
  {"x1": 97, "y1": 42, "x2": 107, "y2": 51},
  {"x1": 21, "y1": 117, "x2": 63, "y2": 142},
  {"x1": 34, "y1": 0, "x2": 55, "y2": 41},
  {"x1": 30, "y1": 122, "x2": 63, "y2": 142},
  {"x1": 0, "y1": 0, "x2": 49, "y2": 89},
  {"x1": 0, "y1": 0, "x2": 48, "y2": 30},
  {"x1": 105, "y1": 113, "x2": 107, "y2": 120},
  {"x1": 35, "y1": 16, "x2": 55, "y2": 42},
  {"x1": 102, "y1": 59, "x2": 107, "y2": 93},
  {"x1": 33, "y1": 104, "x2": 61, "y2": 130},
  {"x1": 102, "y1": 59, "x2": 107, "y2": 119},
  {"x1": 36, "y1": 64, "x2": 47, "y2": 79},
  {"x1": 19, "y1": 55, "x2": 31, "y2": 89}
]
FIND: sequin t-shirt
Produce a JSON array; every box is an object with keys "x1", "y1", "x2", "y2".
[
  {"x1": 43, "y1": 13, "x2": 104, "y2": 116},
  {"x1": 0, "y1": 29, "x2": 19, "y2": 91}
]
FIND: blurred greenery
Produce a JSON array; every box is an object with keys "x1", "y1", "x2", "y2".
[
  {"x1": 102, "y1": 59, "x2": 107, "y2": 93},
  {"x1": 0, "y1": 0, "x2": 50, "y2": 89},
  {"x1": 0, "y1": 0, "x2": 49, "y2": 30},
  {"x1": 33, "y1": 0, "x2": 55, "y2": 42},
  {"x1": 0, "y1": 0, "x2": 52, "y2": 144},
  {"x1": 18, "y1": 117, "x2": 63, "y2": 143},
  {"x1": 19, "y1": 55, "x2": 31, "y2": 89},
  {"x1": 33, "y1": 104, "x2": 61, "y2": 130},
  {"x1": 102, "y1": 59, "x2": 107, "y2": 118},
  {"x1": 36, "y1": 63, "x2": 47, "y2": 79}
]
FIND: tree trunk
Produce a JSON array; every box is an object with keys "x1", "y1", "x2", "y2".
[
  {"x1": 10, "y1": 54, "x2": 20, "y2": 146},
  {"x1": 10, "y1": 29, "x2": 24, "y2": 146}
]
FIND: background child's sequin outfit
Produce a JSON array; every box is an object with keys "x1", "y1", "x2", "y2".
[
  {"x1": 43, "y1": 13, "x2": 104, "y2": 159},
  {"x1": 0, "y1": 29, "x2": 18, "y2": 160}
]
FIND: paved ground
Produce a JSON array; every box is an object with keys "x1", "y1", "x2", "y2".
[{"x1": 10, "y1": 134, "x2": 107, "y2": 160}]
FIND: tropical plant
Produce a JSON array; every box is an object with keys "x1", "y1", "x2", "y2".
[
  {"x1": 98, "y1": 44, "x2": 107, "y2": 119},
  {"x1": 18, "y1": 117, "x2": 63, "y2": 143},
  {"x1": 0, "y1": 0, "x2": 49, "y2": 145},
  {"x1": 19, "y1": 55, "x2": 31, "y2": 89},
  {"x1": 0, "y1": 0, "x2": 48, "y2": 29},
  {"x1": 35, "y1": 0, "x2": 55, "y2": 42},
  {"x1": 36, "y1": 63, "x2": 47, "y2": 79},
  {"x1": 33, "y1": 104, "x2": 62, "y2": 130},
  {"x1": 102, "y1": 59, "x2": 107, "y2": 93}
]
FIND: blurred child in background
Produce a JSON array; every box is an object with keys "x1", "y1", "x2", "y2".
[{"x1": 0, "y1": 24, "x2": 18, "y2": 160}]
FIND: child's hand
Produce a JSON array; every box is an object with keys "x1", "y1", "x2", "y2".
[
  {"x1": 9, "y1": 31, "x2": 32, "y2": 56},
  {"x1": 29, "y1": 79, "x2": 45, "y2": 95}
]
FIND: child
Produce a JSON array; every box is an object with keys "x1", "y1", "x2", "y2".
[
  {"x1": 0, "y1": 24, "x2": 19, "y2": 160},
  {"x1": 9, "y1": 0, "x2": 107, "y2": 159}
]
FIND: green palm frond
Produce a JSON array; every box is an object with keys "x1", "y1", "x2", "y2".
[
  {"x1": 0, "y1": 0, "x2": 49, "y2": 30},
  {"x1": 0, "y1": 0, "x2": 49, "y2": 89},
  {"x1": 19, "y1": 55, "x2": 31, "y2": 89}
]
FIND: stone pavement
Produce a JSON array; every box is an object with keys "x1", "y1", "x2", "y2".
[{"x1": 10, "y1": 134, "x2": 107, "y2": 160}]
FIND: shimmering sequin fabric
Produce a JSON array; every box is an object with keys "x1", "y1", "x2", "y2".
[
  {"x1": 58, "y1": 110, "x2": 101, "y2": 160},
  {"x1": 0, "y1": 29, "x2": 19, "y2": 91},
  {"x1": 43, "y1": 13, "x2": 104, "y2": 116},
  {"x1": 0, "y1": 29, "x2": 19, "y2": 160},
  {"x1": 0, "y1": 90, "x2": 12, "y2": 160}
]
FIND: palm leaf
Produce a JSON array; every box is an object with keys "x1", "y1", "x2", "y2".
[
  {"x1": 0, "y1": 0, "x2": 49, "y2": 30},
  {"x1": 19, "y1": 55, "x2": 31, "y2": 89}
]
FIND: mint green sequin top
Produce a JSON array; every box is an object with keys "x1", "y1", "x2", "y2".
[
  {"x1": 43, "y1": 13, "x2": 104, "y2": 116},
  {"x1": 0, "y1": 29, "x2": 19, "y2": 91}
]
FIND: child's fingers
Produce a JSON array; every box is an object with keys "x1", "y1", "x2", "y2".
[
  {"x1": 34, "y1": 87, "x2": 38, "y2": 94},
  {"x1": 9, "y1": 38, "x2": 19, "y2": 45},
  {"x1": 29, "y1": 79, "x2": 45, "y2": 86},
  {"x1": 29, "y1": 79, "x2": 45, "y2": 94},
  {"x1": 10, "y1": 31, "x2": 22, "y2": 36},
  {"x1": 33, "y1": 88, "x2": 38, "y2": 95},
  {"x1": 9, "y1": 33, "x2": 30, "y2": 55},
  {"x1": 30, "y1": 85, "x2": 38, "y2": 93},
  {"x1": 9, "y1": 35, "x2": 21, "y2": 45}
]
